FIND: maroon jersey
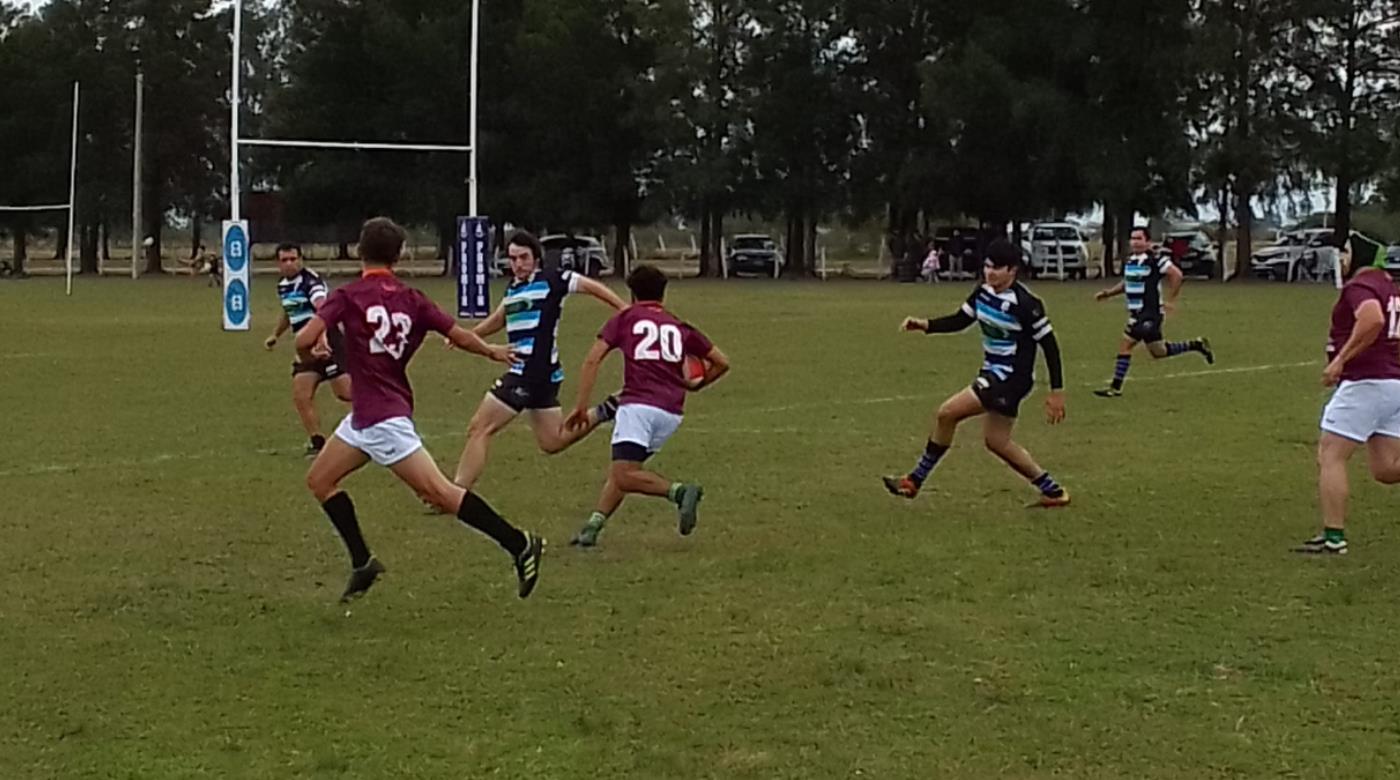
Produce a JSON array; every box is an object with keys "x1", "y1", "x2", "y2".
[
  {"x1": 316, "y1": 270, "x2": 457, "y2": 427},
  {"x1": 1328, "y1": 269, "x2": 1400, "y2": 382},
  {"x1": 600, "y1": 303, "x2": 713, "y2": 415}
]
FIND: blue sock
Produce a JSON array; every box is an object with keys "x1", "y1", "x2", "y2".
[
  {"x1": 1111, "y1": 354, "x2": 1131, "y2": 389},
  {"x1": 1032, "y1": 472, "x2": 1064, "y2": 498},
  {"x1": 1165, "y1": 342, "x2": 1190, "y2": 357},
  {"x1": 910, "y1": 440, "x2": 949, "y2": 486}
]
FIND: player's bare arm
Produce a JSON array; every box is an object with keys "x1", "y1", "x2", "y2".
[
  {"x1": 1095, "y1": 281, "x2": 1125, "y2": 301},
  {"x1": 575, "y1": 275, "x2": 628, "y2": 311},
  {"x1": 690, "y1": 346, "x2": 731, "y2": 390},
  {"x1": 294, "y1": 315, "x2": 331, "y2": 361},
  {"x1": 265, "y1": 312, "x2": 291, "y2": 350},
  {"x1": 444, "y1": 324, "x2": 515, "y2": 364},
  {"x1": 1163, "y1": 263, "x2": 1184, "y2": 313},
  {"x1": 566, "y1": 338, "x2": 615, "y2": 430},
  {"x1": 469, "y1": 303, "x2": 507, "y2": 338},
  {"x1": 1324, "y1": 299, "x2": 1384, "y2": 386}
]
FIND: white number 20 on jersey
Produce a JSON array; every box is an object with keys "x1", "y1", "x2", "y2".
[
  {"x1": 632, "y1": 320, "x2": 683, "y2": 362},
  {"x1": 366, "y1": 305, "x2": 413, "y2": 360},
  {"x1": 1389, "y1": 297, "x2": 1400, "y2": 340}
]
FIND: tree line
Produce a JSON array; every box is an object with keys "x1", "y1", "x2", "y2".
[{"x1": 2, "y1": 0, "x2": 1398, "y2": 277}]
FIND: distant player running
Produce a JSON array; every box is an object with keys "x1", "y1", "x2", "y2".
[
  {"x1": 450, "y1": 230, "x2": 627, "y2": 492},
  {"x1": 882, "y1": 239, "x2": 1069, "y2": 506},
  {"x1": 1295, "y1": 242, "x2": 1400, "y2": 555},
  {"x1": 264, "y1": 243, "x2": 352, "y2": 456},
  {"x1": 564, "y1": 265, "x2": 730, "y2": 547},
  {"x1": 297, "y1": 217, "x2": 544, "y2": 601},
  {"x1": 1093, "y1": 227, "x2": 1214, "y2": 397}
]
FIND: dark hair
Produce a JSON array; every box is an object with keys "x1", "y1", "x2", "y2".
[
  {"x1": 358, "y1": 217, "x2": 406, "y2": 265},
  {"x1": 1130, "y1": 226, "x2": 1151, "y2": 240},
  {"x1": 275, "y1": 242, "x2": 301, "y2": 257},
  {"x1": 626, "y1": 264, "x2": 668, "y2": 302},
  {"x1": 507, "y1": 230, "x2": 544, "y2": 263},
  {"x1": 985, "y1": 237, "x2": 1022, "y2": 269}
]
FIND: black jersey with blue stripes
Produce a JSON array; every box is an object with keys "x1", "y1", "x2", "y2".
[{"x1": 958, "y1": 281, "x2": 1054, "y2": 385}]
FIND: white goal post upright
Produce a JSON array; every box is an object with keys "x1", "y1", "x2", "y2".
[{"x1": 228, "y1": 0, "x2": 481, "y2": 329}]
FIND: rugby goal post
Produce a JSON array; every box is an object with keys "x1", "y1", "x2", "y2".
[
  {"x1": 227, "y1": 0, "x2": 483, "y2": 330},
  {"x1": 0, "y1": 82, "x2": 79, "y2": 295}
]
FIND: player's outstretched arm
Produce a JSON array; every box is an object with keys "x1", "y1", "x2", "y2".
[
  {"x1": 567, "y1": 338, "x2": 614, "y2": 430},
  {"x1": 265, "y1": 312, "x2": 291, "y2": 350},
  {"x1": 908, "y1": 308, "x2": 975, "y2": 334},
  {"x1": 692, "y1": 346, "x2": 731, "y2": 390},
  {"x1": 294, "y1": 315, "x2": 330, "y2": 362},
  {"x1": 575, "y1": 275, "x2": 628, "y2": 311},
  {"x1": 1095, "y1": 281, "x2": 1125, "y2": 301},
  {"x1": 445, "y1": 324, "x2": 514, "y2": 364},
  {"x1": 469, "y1": 303, "x2": 507, "y2": 338}
]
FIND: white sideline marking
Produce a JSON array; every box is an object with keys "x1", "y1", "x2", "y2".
[{"x1": 0, "y1": 360, "x2": 1320, "y2": 479}]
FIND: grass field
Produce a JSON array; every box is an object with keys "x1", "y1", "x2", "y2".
[{"x1": 4, "y1": 274, "x2": 1400, "y2": 778}]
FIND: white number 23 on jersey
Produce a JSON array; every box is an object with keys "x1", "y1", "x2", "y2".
[
  {"x1": 366, "y1": 305, "x2": 413, "y2": 360},
  {"x1": 632, "y1": 320, "x2": 683, "y2": 362}
]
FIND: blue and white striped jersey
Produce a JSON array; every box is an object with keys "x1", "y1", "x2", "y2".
[
  {"x1": 959, "y1": 282, "x2": 1054, "y2": 383},
  {"x1": 503, "y1": 268, "x2": 581, "y2": 383},
  {"x1": 276, "y1": 268, "x2": 329, "y2": 332},
  {"x1": 1123, "y1": 252, "x2": 1173, "y2": 317}
]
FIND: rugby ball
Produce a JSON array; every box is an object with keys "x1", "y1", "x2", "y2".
[{"x1": 684, "y1": 355, "x2": 707, "y2": 384}]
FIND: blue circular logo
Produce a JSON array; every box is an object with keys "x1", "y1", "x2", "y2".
[
  {"x1": 225, "y1": 278, "x2": 249, "y2": 326},
  {"x1": 224, "y1": 224, "x2": 248, "y2": 273}
]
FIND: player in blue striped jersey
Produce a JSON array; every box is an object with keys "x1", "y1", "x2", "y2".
[
  {"x1": 883, "y1": 239, "x2": 1070, "y2": 507},
  {"x1": 1092, "y1": 227, "x2": 1214, "y2": 397},
  {"x1": 450, "y1": 230, "x2": 628, "y2": 491},
  {"x1": 264, "y1": 243, "x2": 352, "y2": 456}
]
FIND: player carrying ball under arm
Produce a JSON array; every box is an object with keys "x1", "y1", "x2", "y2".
[
  {"x1": 563, "y1": 265, "x2": 730, "y2": 547},
  {"x1": 883, "y1": 238, "x2": 1070, "y2": 507},
  {"x1": 296, "y1": 217, "x2": 545, "y2": 602}
]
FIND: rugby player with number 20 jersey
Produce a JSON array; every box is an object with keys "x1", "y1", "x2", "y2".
[{"x1": 564, "y1": 265, "x2": 730, "y2": 548}]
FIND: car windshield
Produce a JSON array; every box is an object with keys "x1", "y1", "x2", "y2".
[
  {"x1": 733, "y1": 237, "x2": 774, "y2": 250},
  {"x1": 1032, "y1": 227, "x2": 1079, "y2": 241}
]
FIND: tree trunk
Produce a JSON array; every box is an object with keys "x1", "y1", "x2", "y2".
[
  {"x1": 1216, "y1": 187, "x2": 1230, "y2": 280},
  {"x1": 1116, "y1": 204, "x2": 1133, "y2": 267},
  {"x1": 101, "y1": 215, "x2": 111, "y2": 262},
  {"x1": 80, "y1": 219, "x2": 99, "y2": 274},
  {"x1": 1234, "y1": 187, "x2": 1253, "y2": 282},
  {"x1": 438, "y1": 217, "x2": 455, "y2": 276},
  {"x1": 698, "y1": 205, "x2": 713, "y2": 277},
  {"x1": 612, "y1": 220, "x2": 631, "y2": 278},
  {"x1": 1102, "y1": 207, "x2": 1117, "y2": 277},
  {"x1": 143, "y1": 174, "x2": 163, "y2": 274},
  {"x1": 53, "y1": 220, "x2": 67, "y2": 261},
  {"x1": 808, "y1": 216, "x2": 818, "y2": 279},
  {"x1": 10, "y1": 217, "x2": 28, "y2": 274},
  {"x1": 189, "y1": 215, "x2": 202, "y2": 259},
  {"x1": 711, "y1": 207, "x2": 726, "y2": 279}
]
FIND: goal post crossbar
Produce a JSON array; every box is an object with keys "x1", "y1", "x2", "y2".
[
  {"x1": 0, "y1": 203, "x2": 72, "y2": 212},
  {"x1": 237, "y1": 138, "x2": 473, "y2": 154}
]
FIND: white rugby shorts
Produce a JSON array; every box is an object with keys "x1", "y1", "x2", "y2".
[
  {"x1": 612, "y1": 404, "x2": 683, "y2": 454},
  {"x1": 333, "y1": 415, "x2": 424, "y2": 466},
  {"x1": 1320, "y1": 379, "x2": 1400, "y2": 443}
]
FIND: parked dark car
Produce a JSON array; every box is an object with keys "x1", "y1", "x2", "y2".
[{"x1": 726, "y1": 234, "x2": 784, "y2": 276}]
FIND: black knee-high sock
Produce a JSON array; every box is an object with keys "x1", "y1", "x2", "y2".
[
  {"x1": 457, "y1": 492, "x2": 527, "y2": 557},
  {"x1": 321, "y1": 491, "x2": 371, "y2": 568}
]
